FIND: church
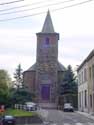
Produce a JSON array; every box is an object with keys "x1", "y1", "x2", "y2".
[{"x1": 23, "y1": 11, "x2": 66, "y2": 108}]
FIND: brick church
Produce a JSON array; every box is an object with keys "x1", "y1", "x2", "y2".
[{"x1": 23, "y1": 11, "x2": 66, "y2": 108}]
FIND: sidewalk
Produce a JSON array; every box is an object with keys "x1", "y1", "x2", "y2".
[
  {"x1": 36, "y1": 109, "x2": 48, "y2": 120},
  {"x1": 77, "y1": 111, "x2": 94, "y2": 120}
]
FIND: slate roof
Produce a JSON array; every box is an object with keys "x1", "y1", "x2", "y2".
[
  {"x1": 41, "y1": 10, "x2": 55, "y2": 33},
  {"x1": 77, "y1": 49, "x2": 94, "y2": 71},
  {"x1": 26, "y1": 62, "x2": 66, "y2": 72},
  {"x1": 58, "y1": 62, "x2": 66, "y2": 71},
  {"x1": 27, "y1": 63, "x2": 36, "y2": 71}
]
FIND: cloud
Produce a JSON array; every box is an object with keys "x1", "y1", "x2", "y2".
[
  {"x1": 0, "y1": 28, "x2": 37, "y2": 56},
  {"x1": 0, "y1": 0, "x2": 94, "y2": 79},
  {"x1": 58, "y1": 35, "x2": 94, "y2": 68},
  {"x1": 0, "y1": 54, "x2": 36, "y2": 78},
  {"x1": 0, "y1": 28, "x2": 94, "y2": 79}
]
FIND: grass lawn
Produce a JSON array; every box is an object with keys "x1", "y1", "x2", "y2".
[{"x1": 0, "y1": 109, "x2": 37, "y2": 117}]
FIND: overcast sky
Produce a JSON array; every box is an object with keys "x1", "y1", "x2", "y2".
[{"x1": 0, "y1": 0, "x2": 94, "y2": 79}]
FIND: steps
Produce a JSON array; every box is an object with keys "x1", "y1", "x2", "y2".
[{"x1": 39, "y1": 103, "x2": 57, "y2": 109}]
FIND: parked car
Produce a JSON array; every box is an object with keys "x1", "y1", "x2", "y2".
[
  {"x1": 25, "y1": 102, "x2": 37, "y2": 111},
  {"x1": 63, "y1": 103, "x2": 74, "y2": 112},
  {"x1": 1, "y1": 115, "x2": 15, "y2": 125}
]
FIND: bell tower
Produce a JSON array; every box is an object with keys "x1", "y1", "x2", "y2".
[{"x1": 36, "y1": 11, "x2": 59, "y2": 105}]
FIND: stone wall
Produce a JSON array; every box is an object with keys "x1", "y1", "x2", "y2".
[
  {"x1": 15, "y1": 116, "x2": 43, "y2": 124},
  {"x1": 23, "y1": 71, "x2": 36, "y2": 93}
]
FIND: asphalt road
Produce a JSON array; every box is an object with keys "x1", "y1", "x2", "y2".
[{"x1": 38, "y1": 109, "x2": 94, "y2": 125}]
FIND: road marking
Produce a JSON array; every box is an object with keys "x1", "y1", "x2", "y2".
[
  {"x1": 76, "y1": 123, "x2": 84, "y2": 125},
  {"x1": 49, "y1": 123, "x2": 94, "y2": 125},
  {"x1": 63, "y1": 123, "x2": 94, "y2": 125},
  {"x1": 76, "y1": 123, "x2": 94, "y2": 125},
  {"x1": 63, "y1": 123, "x2": 71, "y2": 125},
  {"x1": 43, "y1": 122, "x2": 94, "y2": 125},
  {"x1": 87, "y1": 123, "x2": 94, "y2": 125},
  {"x1": 50, "y1": 123, "x2": 57, "y2": 125}
]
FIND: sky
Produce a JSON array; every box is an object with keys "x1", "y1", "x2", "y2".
[{"x1": 0, "y1": 0, "x2": 94, "y2": 79}]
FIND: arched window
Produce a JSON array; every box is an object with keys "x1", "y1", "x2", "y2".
[{"x1": 45, "y1": 37, "x2": 50, "y2": 45}]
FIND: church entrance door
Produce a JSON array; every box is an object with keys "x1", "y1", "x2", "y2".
[{"x1": 41, "y1": 84, "x2": 50, "y2": 101}]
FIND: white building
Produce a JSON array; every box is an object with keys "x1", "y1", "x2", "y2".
[
  {"x1": 78, "y1": 49, "x2": 94, "y2": 113},
  {"x1": 78, "y1": 62, "x2": 88, "y2": 112}
]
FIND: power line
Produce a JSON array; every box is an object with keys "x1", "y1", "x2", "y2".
[
  {"x1": 0, "y1": 0, "x2": 24, "y2": 6},
  {"x1": 0, "y1": 0, "x2": 75, "y2": 12},
  {"x1": 54, "y1": 0, "x2": 94, "y2": 11},
  {"x1": 0, "y1": 0, "x2": 76, "y2": 15},
  {"x1": 0, "y1": 0, "x2": 56, "y2": 11},
  {"x1": 0, "y1": 0, "x2": 93, "y2": 22}
]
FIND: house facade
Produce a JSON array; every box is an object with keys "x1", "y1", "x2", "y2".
[
  {"x1": 78, "y1": 49, "x2": 94, "y2": 113},
  {"x1": 87, "y1": 51, "x2": 94, "y2": 113},
  {"x1": 78, "y1": 62, "x2": 88, "y2": 112},
  {"x1": 23, "y1": 11, "x2": 66, "y2": 108}
]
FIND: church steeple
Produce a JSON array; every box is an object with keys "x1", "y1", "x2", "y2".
[{"x1": 42, "y1": 10, "x2": 55, "y2": 33}]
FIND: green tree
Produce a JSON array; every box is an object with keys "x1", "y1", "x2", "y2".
[
  {"x1": 14, "y1": 64, "x2": 23, "y2": 89},
  {"x1": 9, "y1": 87, "x2": 32, "y2": 105},
  {"x1": 60, "y1": 65, "x2": 77, "y2": 95},
  {"x1": 0, "y1": 70, "x2": 11, "y2": 105},
  {"x1": 10, "y1": 64, "x2": 34, "y2": 105},
  {"x1": 59, "y1": 65, "x2": 78, "y2": 108}
]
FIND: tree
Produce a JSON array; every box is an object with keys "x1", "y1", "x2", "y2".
[
  {"x1": 59, "y1": 65, "x2": 78, "y2": 108},
  {"x1": 10, "y1": 64, "x2": 34, "y2": 105},
  {"x1": 14, "y1": 64, "x2": 23, "y2": 89},
  {"x1": 0, "y1": 70, "x2": 12, "y2": 105},
  {"x1": 60, "y1": 65, "x2": 77, "y2": 95},
  {"x1": 9, "y1": 88, "x2": 33, "y2": 105}
]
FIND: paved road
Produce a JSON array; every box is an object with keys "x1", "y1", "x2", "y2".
[{"x1": 37, "y1": 109, "x2": 94, "y2": 125}]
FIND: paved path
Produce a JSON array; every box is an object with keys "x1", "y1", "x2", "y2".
[{"x1": 37, "y1": 109, "x2": 94, "y2": 125}]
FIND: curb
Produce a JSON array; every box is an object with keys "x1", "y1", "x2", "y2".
[{"x1": 76, "y1": 111, "x2": 94, "y2": 120}]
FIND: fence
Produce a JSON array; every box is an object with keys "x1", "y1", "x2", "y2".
[{"x1": 15, "y1": 116, "x2": 43, "y2": 124}]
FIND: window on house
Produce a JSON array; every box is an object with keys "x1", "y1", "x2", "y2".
[
  {"x1": 80, "y1": 92, "x2": 82, "y2": 107},
  {"x1": 80, "y1": 73, "x2": 82, "y2": 84},
  {"x1": 82, "y1": 91, "x2": 83, "y2": 108},
  {"x1": 92, "y1": 65, "x2": 94, "y2": 77},
  {"x1": 90, "y1": 94, "x2": 92, "y2": 108},
  {"x1": 92, "y1": 65, "x2": 94, "y2": 90},
  {"x1": 84, "y1": 68, "x2": 87, "y2": 82},
  {"x1": 89, "y1": 67, "x2": 92, "y2": 80},
  {"x1": 79, "y1": 92, "x2": 81, "y2": 107},
  {"x1": 82, "y1": 71, "x2": 83, "y2": 83},
  {"x1": 78, "y1": 74, "x2": 81, "y2": 85},
  {"x1": 85, "y1": 90, "x2": 87, "y2": 108},
  {"x1": 80, "y1": 74, "x2": 81, "y2": 84}
]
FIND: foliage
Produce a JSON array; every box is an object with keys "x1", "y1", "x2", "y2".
[
  {"x1": 0, "y1": 70, "x2": 11, "y2": 88},
  {"x1": 0, "y1": 70, "x2": 11, "y2": 105},
  {"x1": 60, "y1": 65, "x2": 78, "y2": 95},
  {"x1": 9, "y1": 87, "x2": 33, "y2": 105},
  {"x1": 0, "y1": 67, "x2": 35, "y2": 107},
  {"x1": 8, "y1": 64, "x2": 34, "y2": 106},
  {"x1": 1, "y1": 109, "x2": 36, "y2": 117},
  {"x1": 14, "y1": 64, "x2": 23, "y2": 89}
]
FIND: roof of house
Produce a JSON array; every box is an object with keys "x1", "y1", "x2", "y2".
[{"x1": 77, "y1": 49, "x2": 94, "y2": 71}]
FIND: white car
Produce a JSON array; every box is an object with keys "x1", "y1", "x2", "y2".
[
  {"x1": 25, "y1": 102, "x2": 37, "y2": 111},
  {"x1": 63, "y1": 103, "x2": 74, "y2": 112}
]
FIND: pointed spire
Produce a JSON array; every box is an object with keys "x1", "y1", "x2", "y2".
[{"x1": 42, "y1": 10, "x2": 55, "y2": 33}]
